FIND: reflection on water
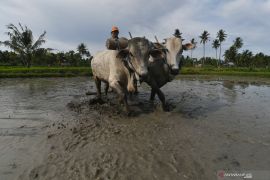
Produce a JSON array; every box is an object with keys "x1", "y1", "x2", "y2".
[
  {"x1": 156, "y1": 78, "x2": 270, "y2": 119},
  {"x1": 223, "y1": 80, "x2": 235, "y2": 90},
  {"x1": 1, "y1": 76, "x2": 270, "y2": 136},
  {"x1": 0, "y1": 77, "x2": 94, "y2": 132},
  {"x1": 0, "y1": 77, "x2": 95, "y2": 180}
]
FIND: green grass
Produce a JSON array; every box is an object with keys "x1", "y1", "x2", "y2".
[
  {"x1": 181, "y1": 67, "x2": 270, "y2": 78},
  {"x1": 1, "y1": 66, "x2": 270, "y2": 78},
  {"x1": 0, "y1": 66, "x2": 92, "y2": 78}
]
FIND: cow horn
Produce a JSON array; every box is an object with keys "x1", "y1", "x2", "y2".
[
  {"x1": 128, "y1": 32, "x2": 133, "y2": 39},
  {"x1": 154, "y1": 35, "x2": 159, "y2": 43}
]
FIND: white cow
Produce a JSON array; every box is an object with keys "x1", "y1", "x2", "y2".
[{"x1": 91, "y1": 37, "x2": 162, "y2": 113}]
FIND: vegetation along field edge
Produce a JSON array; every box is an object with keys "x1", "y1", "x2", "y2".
[{"x1": 1, "y1": 67, "x2": 270, "y2": 78}]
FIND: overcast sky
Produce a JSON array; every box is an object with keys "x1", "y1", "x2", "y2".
[{"x1": 0, "y1": 0, "x2": 269, "y2": 58}]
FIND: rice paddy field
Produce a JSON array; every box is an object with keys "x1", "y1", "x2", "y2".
[{"x1": 1, "y1": 66, "x2": 270, "y2": 78}]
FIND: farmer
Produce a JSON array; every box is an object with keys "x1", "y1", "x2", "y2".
[{"x1": 106, "y1": 26, "x2": 120, "y2": 50}]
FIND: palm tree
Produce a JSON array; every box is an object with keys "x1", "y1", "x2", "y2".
[
  {"x1": 212, "y1": 39, "x2": 220, "y2": 66},
  {"x1": 223, "y1": 37, "x2": 244, "y2": 66},
  {"x1": 199, "y1": 30, "x2": 210, "y2": 66},
  {"x1": 233, "y1": 37, "x2": 243, "y2": 66},
  {"x1": 77, "y1": 43, "x2": 91, "y2": 59},
  {"x1": 240, "y1": 50, "x2": 253, "y2": 67},
  {"x1": 224, "y1": 46, "x2": 237, "y2": 63},
  {"x1": 217, "y1": 29, "x2": 227, "y2": 65},
  {"x1": 233, "y1": 37, "x2": 243, "y2": 49},
  {"x1": 190, "y1": 38, "x2": 197, "y2": 66},
  {"x1": 77, "y1": 43, "x2": 86, "y2": 55},
  {"x1": 190, "y1": 38, "x2": 197, "y2": 58},
  {"x1": 0, "y1": 23, "x2": 46, "y2": 67}
]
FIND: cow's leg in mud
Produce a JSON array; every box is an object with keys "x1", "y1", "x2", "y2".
[
  {"x1": 94, "y1": 76, "x2": 102, "y2": 99},
  {"x1": 104, "y1": 82, "x2": 109, "y2": 95},
  {"x1": 134, "y1": 78, "x2": 139, "y2": 94},
  {"x1": 147, "y1": 80, "x2": 168, "y2": 111},
  {"x1": 150, "y1": 89, "x2": 156, "y2": 101},
  {"x1": 156, "y1": 89, "x2": 167, "y2": 111},
  {"x1": 109, "y1": 80, "x2": 130, "y2": 113}
]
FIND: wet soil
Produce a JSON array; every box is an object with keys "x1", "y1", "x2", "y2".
[{"x1": 1, "y1": 76, "x2": 270, "y2": 180}]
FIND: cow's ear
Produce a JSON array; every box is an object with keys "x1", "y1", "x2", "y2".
[
  {"x1": 183, "y1": 43, "x2": 195, "y2": 50},
  {"x1": 149, "y1": 49, "x2": 163, "y2": 58},
  {"x1": 116, "y1": 49, "x2": 130, "y2": 58}
]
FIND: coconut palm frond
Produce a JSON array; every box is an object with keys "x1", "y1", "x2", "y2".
[
  {"x1": 212, "y1": 39, "x2": 220, "y2": 49},
  {"x1": 21, "y1": 30, "x2": 34, "y2": 48},
  {"x1": 199, "y1": 30, "x2": 210, "y2": 44},
  {"x1": 77, "y1": 43, "x2": 89, "y2": 57},
  {"x1": 31, "y1": 31, "x2": 46, "y2": 50},
  {"x1": 233, "y1": 37, "x2": 243, "y2": 49},
  {"x1": 7, "y1": 24, "x2": 22, "y2": 38},
  {"x1": 1, "y1": 23, "x2": 48, "y2": 67},
  {"x1": 18, "y1": 23, "x2": 24, "y2": 31},
  {"x1": 2, "y1": 40, "x2": 24, "y2": 54},
  {"x1": 217, "y1": 29, "x2": 227, "y2": 42}
]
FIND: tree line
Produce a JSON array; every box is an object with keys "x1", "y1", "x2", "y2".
[
  {"x1": 0, "y1": 23, "x2": 92, "y2": 67},
  {"x1": 186, "y1": 29, "x2": 270, "y2": 68},
  {"x1": 0, "y1": 23, "x2": 269, "y2": 68}
]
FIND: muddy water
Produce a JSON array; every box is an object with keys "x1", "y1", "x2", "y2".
[
  {"x1": 1, "y1": 76, "x2": 270, "y2": 180},
  {"x1": 0, "y1": 77, "x2": 92, "y2": 180}
]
